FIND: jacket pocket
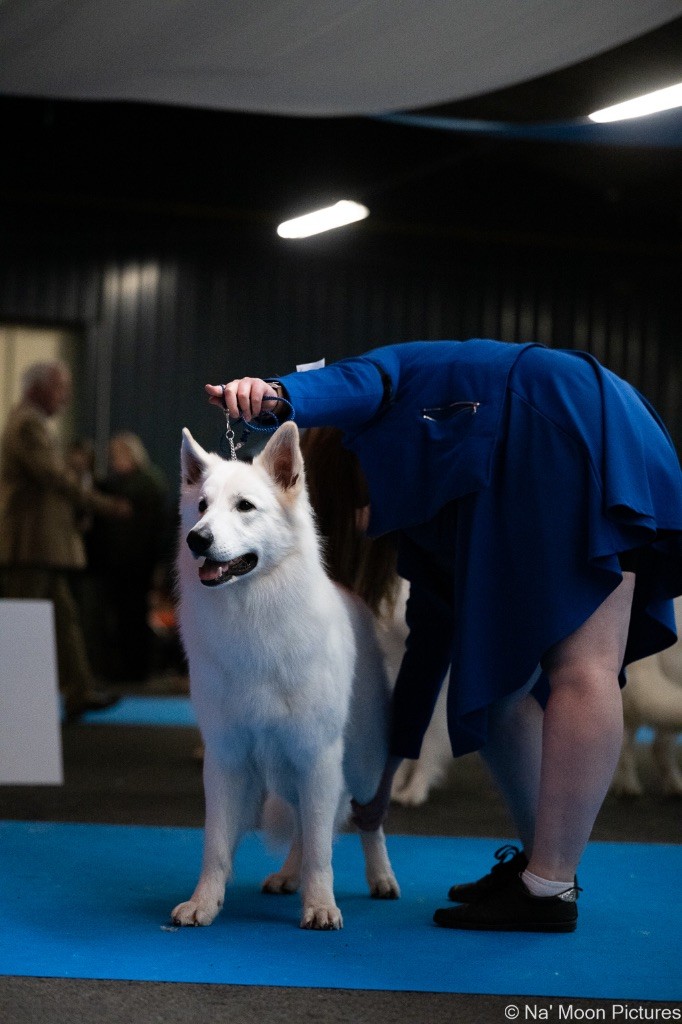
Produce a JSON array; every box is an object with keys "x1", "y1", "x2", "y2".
[
  {"x1": 420, "y1": 400, "x2": 480, "y2": 422},
  {"x1": 418, "y1": 400, "x2": 482, "y2": 448}
]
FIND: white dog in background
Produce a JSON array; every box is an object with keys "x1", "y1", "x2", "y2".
[
  {"x1": 611, "y1": 596, "x2": 682, "y2": 798},
  {"x1": 381, "y1": 587, "x2": 682, "y2": 805},
  {"x1": 374, "y1": 581, "x2": 452, "y2": 807},
  {"x1": 173, "y1": 423, "x2": 399, "y2": 931}
]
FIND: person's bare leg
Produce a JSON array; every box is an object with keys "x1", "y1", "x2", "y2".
[
  {"x1": 435, "y1": 574, "x2": 635, "y2": 929},
  {"x1": 528, "y1": 573, "x2": 635, "y2": 881}
]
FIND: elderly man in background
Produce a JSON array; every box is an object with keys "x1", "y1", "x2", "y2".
[{"x1": 0, "y1": 360, "x2": 128, "y2": 721}]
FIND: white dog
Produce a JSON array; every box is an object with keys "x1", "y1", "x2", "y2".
[
  {"x1": 172, "y1": 423, "x2": 399, "y2": 930},
  {"x1": 611, "y1": 596, "x2": 682, "y2": 797}
]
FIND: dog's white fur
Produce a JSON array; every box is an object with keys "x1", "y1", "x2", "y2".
[
  {"x1": 172, "y1": 423, "x2": 399, "y2": 930},
  {"x1": 611, "y1": 596, "x2": 682, "y2": 797}
]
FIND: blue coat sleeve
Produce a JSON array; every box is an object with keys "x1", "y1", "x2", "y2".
[
  {"x1": 389, "y1": 539, "x2": 455, "y2": 760},
  {"x1": 278, "y1": 355, "x2": 389, "y2": 430}
]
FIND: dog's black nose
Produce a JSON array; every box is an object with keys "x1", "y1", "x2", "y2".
[{"x1": 186, "y1": 527, "x2": 213, "y2": 555}]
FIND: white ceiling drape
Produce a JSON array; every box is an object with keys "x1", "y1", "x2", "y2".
[{"x1": 0, "y1": 0, "x2": 680, "y2": 116}]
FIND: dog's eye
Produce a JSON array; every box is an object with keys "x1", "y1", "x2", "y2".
[
  {"x1": 236, "y1": 499, "x2": 255, "y2": 512},
  {"x1": 198, "y1": 498, "x2": 208, "y2": 514}
]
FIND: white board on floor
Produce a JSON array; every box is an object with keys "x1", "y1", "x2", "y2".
[{"x1": 0, "y1": 599, "x2": 63, "y2": 784}]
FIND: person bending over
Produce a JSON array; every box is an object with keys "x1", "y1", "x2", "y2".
[{"x1": 205, "y1": 338, "x2": 682, "y2": 933}]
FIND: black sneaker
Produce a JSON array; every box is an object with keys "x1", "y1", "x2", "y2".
[
  {"x1": 448, "y1": 844, "x2": 528, "y2": 903},
  {"x1": 434, "y1": 874, "x2": 580, "y2": 933}
]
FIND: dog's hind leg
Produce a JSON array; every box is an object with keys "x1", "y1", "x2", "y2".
[
  {"x1": 652, "y1": 729, "x2": 682, "y2": 796},
  {"x1": 262, "y1": 836, "x2": 302, "y2": 894},
  {"x1": 390, "y1": 740, "x2": 449, "y2": 807},
  {"x1": 390, "y1": 759, "x2": 416, "y2": 801},
  {"x1": 391, "y1": 683, "x2": 451, "y2": 806},
  {"x1": 611, "y1": 725, "x2": 643, "y2": 797},
  {"x1": 261, "y1": 796, "x2": 302, "y2": 893},
  {"x1": 172, "y1": 750, "x2": 256, "y2": 926},
  {"x1": 359, "y1": 826, "x2": 400, "y2": 899}
]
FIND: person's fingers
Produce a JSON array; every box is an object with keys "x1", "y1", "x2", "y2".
[
  {"x1": 237, "y1": 378, "x2": 263, "y2": 420},
  {"x1": 205, "y1": 384, "x2": 225, "y2": 408},
  {"x1": 205, "y1": 379, "x2": 270, "y2": 421}
]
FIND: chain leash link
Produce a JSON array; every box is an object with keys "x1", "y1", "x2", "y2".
[{"x1": 220, "y1": 385, "x2": 294, "y2": 461}]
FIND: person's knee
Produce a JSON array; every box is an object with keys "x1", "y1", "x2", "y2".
[{"x1": 545, "y1": 660, "x2": 620, "y2": 701}]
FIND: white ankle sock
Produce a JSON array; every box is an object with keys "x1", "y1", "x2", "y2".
[{"x1": 522, "y1": 869, "x2": 574, "y2": 898}]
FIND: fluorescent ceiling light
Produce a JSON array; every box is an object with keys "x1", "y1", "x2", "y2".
[
  {"x1": 588, "y1": 81, "x2": 682, "y2": 123},
  {"x1": 277, "y1": 200, "x2": 369, "y2": 238}
]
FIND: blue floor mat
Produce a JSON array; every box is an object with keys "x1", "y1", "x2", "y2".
[
  {"x1": 0, "y1": 821, "x2": 679, "y2": 999},
  {"x1": 81, "y1": 695, "x2": 197, "y2": 726}
]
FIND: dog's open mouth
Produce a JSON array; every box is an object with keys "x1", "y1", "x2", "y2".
[{"x1": 198, "y1": 553, "x2": 258, "y2": 587}]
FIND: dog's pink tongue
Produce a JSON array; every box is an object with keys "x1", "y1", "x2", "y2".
[{"x1": 198, "y1": 559, "x2": 225, "y2": 582}]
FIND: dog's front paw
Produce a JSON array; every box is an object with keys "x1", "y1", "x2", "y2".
[
  {"x1": 262, "y1": 870, "x2": 299, "y2": 895},
  {"x1": 370, "y1": 873, "x2": 401, "y2": 900},
  {"x1": 171, "y1": 897, "x2": 222, "y2": 927},
  {"x1": 300, "y1": 903, "x2": 343, "y2": 930}
]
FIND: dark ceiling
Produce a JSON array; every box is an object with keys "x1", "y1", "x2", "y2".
[{"x1": 1, "y1": 16, "x2": 681, "y2": 251}]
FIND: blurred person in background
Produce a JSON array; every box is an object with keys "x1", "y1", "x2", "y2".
[
  {"x1": 87, "y1": 431, "x2": 171, "y2": 683},
  {"x1": 0, "y1": 360, "x2": 128, "y2": 721}
]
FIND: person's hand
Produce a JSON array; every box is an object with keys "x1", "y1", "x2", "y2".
[
  {"x1": 205, "y1": 378, "x2": 282, "y2": 422},
  {"x1": 351, "y1": 789, "x2": 391, "y2": 832},
  {"x1": 350, "y1": 755, "x2": 403, "y2": 832}
]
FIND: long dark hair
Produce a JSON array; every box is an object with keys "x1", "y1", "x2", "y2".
[{"x1": 300, "y1": 427, "x2": 399, "y2": 616}]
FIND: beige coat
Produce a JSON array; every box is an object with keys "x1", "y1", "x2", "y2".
[{"x1": 0, "y1": 402, "x2": 108, "y2": 570}]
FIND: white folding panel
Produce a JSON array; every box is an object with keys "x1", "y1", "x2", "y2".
[{"x1": 0, "y1": 600, "x2": 64, "y2": 785}]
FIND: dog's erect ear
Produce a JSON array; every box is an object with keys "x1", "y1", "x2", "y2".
[
  {"x1": 257, "y1": 421, "x2": 303, "y2": 492},
  {"x1": 181, "y1": 428, "x2": 210, "y2": 487}
]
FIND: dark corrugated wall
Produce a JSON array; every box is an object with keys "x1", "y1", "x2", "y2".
[{"x1": 0, "y1": 227, "x2": 680, "y2": 490}]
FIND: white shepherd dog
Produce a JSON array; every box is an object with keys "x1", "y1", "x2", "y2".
[{"x1": 173, "y1": 422, "x2": 399, "y2": 930}]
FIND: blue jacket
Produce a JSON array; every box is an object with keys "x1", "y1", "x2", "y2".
[
  {"x1": 279, "y1": 338, "x2": 682, "y2": 759},
  {"x1": 280, "y1": 339, "x2": 533, "y2": 536}
]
